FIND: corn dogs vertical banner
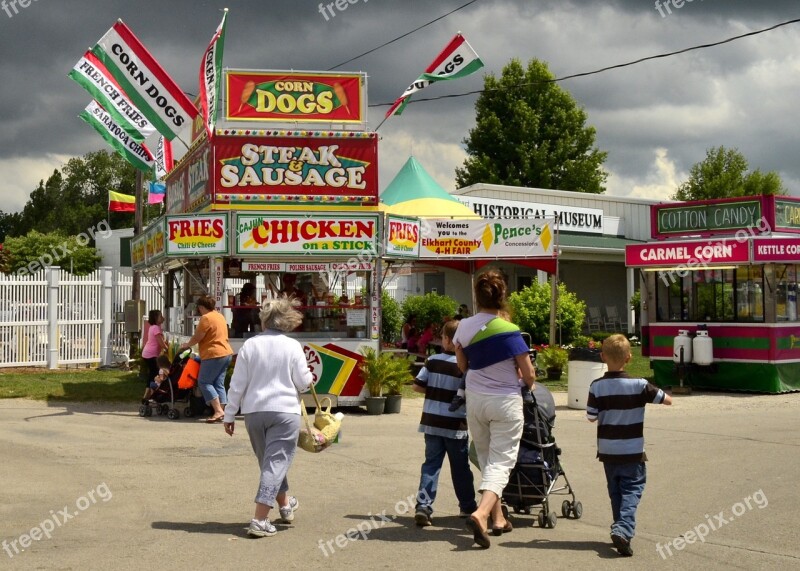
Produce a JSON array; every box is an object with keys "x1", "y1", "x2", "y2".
[{"x1": 224, "y1": 70, "x2": 365, "y2": 124}]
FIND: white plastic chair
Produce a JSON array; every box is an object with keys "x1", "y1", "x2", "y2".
[
  {"x1": 586, "y1": 307, "x2": 602, "y2": 332},
  {"x1": 604, "y1": 306, "x2": 623, "y2": 331}
]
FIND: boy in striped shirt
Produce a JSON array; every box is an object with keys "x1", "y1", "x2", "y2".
[
  {"x1": 587, "y1": 334, "x2": 672, "y2": 556},
  {"x1": 413, "y1": 320, "x2": 477, "y2": 527}
]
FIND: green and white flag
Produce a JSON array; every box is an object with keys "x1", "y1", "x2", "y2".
[
  {"x1": 385, "y1": 33, "x2": 484, "y2": 118},
  {"x1": 69, "y1": 51, "x2": 156, "y2": 143},
  {"x1": 199, "y1": 9, "x2": 228, "y2": 139},
  {"x1": 79, "y1": 100, "x2": 154, "y2": 173}
]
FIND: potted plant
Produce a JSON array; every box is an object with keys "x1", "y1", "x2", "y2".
[
  {"x1": 566, "y1": 336, "x2": 606, "y2": 410},
  {"x1": 537, "y1": 345, "x2": 568, "y2": 380},
  {"x1": 382, "y1": 355, "x2": 414, "y2": 414},
  {"x1": 359, "y1": 347, "x2": 412, "y2": 415}
]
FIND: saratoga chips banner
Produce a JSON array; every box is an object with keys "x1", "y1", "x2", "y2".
[
  {"x1": 418, "y1": 218, "x2": 555, "y2": 259},
  {"x1": 214, "y1": 134, "x2": 378, "y2": 206},
  {"x1": 235, "y1": 213, "x2": 379, "y2": 256},
  {"x1": 226, "y1": 70, "x2": 365, "y2": 123}
]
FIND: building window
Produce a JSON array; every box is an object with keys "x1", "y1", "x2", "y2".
[
  {"x1": 656, "y1": 266, "x2": 764, "y2": 323},
  {"x1": 776, "y1": 265, "x2": 798, "y2": 322}
]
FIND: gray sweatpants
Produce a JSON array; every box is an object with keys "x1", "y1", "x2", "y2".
[{"x1": 244, "y1": 411, "x2": 301, "y2": 506}]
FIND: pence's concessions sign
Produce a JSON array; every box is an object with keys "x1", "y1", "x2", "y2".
[
  {"x1": 225, "y1": 70, "x2": 365, "y2": 123},
  {"x1": 214, "y1": 134, "x2": 378, "y2": 206}
]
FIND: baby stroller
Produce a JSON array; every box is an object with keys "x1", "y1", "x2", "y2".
[
  {"x1": 502, "y1": 384, "x2": 582, "y2": 528},
  {"x1": 138, "y1": 352, "x2": 200, "y2": 420}
]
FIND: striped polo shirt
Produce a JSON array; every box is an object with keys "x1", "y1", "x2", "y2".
[
  {"x1": 586, "y1": 371, "x2": 666, "y2": 464},
  {"x1": 414, "y1": 352, "x2": 468, "y2": 439}
]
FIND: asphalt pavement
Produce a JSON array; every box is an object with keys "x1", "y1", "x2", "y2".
[{"x1": 1, "y1": 390, "x2": 799, "y2": 570}]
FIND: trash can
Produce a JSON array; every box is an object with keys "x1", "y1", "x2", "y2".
[{"x1": 567, "y1": 348, "x2": 606, "y2": 410}]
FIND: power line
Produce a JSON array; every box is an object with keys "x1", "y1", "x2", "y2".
[
  {"x1": 326, "y1": 0, "x2": 480, "y2": 71},
  {"x1": 370, "y1": 16, "x2": 800, "y2": 109}
]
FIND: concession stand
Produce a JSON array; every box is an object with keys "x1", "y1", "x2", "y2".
[
  {"x1": 626, "y1": 195, "x2": 800, "y2": 393},
  {"x1": 134, "y1": 69, "x2": 382, "y2": 406}
]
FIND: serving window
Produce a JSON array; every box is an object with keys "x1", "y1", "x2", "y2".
[
  {"x1": 655, "y1": 266, "x2": 764, "y2": 323},
  {"x1": 775, "y1": 264, "x2": 799, "y2": 322}
]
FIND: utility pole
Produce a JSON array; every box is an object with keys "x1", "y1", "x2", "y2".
[{"x1": 129, "y1": 169, "x2": 144, "y2": 359}]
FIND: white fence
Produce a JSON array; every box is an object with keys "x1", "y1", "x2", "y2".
[{"x1": 0, "y1": 267, "x2": 164, "y2": 369}]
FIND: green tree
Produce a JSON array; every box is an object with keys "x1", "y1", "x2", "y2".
[
  {"x1": 456, "y1": 58, "x2": 608, "y2": 193},
  {"x1": 7, "y1": 150, "x2": 158, "y2": 239},
  {"x1": 508, "y1": 280, "x2": 585, "y2": 345},
  {"x1": 381, "y1": 291, "x2": 402, "y2": 344},
  {"x1": 672, "y1": 146, "x2": 787, "y2": 201},
  {"x1": 401, "y1": 293, "x2": 458, "y2": 330},
  {"x1": 3, "y1": 231, "x2": 101, "y2": 275}
]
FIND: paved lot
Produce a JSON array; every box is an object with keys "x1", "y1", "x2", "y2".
[{"x1": 1, "y1": 391, "x2": 799, "y2": 570}]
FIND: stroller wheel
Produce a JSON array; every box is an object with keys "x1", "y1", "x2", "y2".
[
  {"x1": 160, "y1": 404, "x2": 170, "y2": 416},
  {"x1": 547, "y1": 512, "x2": 558, "y2": 528},
  {"x1": 561, "y1": 500, "x2": 572, "y2": 518},
  {"x1": 537, "y1": 511, "x2": 546, "y2": 528},
  {"x1": 571, "y1": 501, "x2": 583, "y2": 519},
  {"x1": 167, "y1": 408, "x2": 180, "y2": 420},
  {"x1": 144, "y1": 407, "x2": 153, "y2": 417},
  {"x1": 183, "y1": 406, "x2": 194, "y2": 418},
  {"x1": 138, "y1": 405, "x2": 147, "y2": 417}
]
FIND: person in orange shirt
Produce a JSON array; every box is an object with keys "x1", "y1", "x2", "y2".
[{"x1": 179, "y1": 295, "x2": 234, "y2": 423}]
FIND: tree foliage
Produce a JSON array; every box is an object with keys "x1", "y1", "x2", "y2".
[
  {"x1": 673, "y1": 146, "x2": 787, "y2": 201},
  {"x1": 456, "y1": 58, "x2": 608, "y2": 193},
  {"x1": 400, "y1": 293, "x2": 458, "y2": 330},
  {"x1": 381, "y1": 290, "x2": 403, "y2": 344},
  {"x1": 508, "y1": 280, "x2": 585, "y2": 345},
  {"x1": 0, "y1": 150, "x2": 156, "y2": 239},
  {"x1": 2, "y1": 231, "x2": 101, "y2": 275}
]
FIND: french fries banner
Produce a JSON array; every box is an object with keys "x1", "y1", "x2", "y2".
[
  {"x1": 225, "y1": 70, "x2": 365, "y2": 123},
  {"x1": 418, "y1": 218, "x2": 555, "y2": 259}
]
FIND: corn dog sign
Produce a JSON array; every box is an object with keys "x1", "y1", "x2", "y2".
[{"x1": 225, "y1": 70, "x2": 365, "y2": 123}]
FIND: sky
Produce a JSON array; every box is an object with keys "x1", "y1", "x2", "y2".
[{"x1": 1, "y1": 0, "x2": 799, "y2": 213}]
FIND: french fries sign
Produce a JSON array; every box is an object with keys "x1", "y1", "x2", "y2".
[
  {"x1": 225, "y1": 70, "x2": 365, "y2": 123},
  {"x1": 166, "y1": 213, "x2": 229, "y2": 256},
  {"x1": 385, "y1": 216, "x2": 420, "y2": 258}
]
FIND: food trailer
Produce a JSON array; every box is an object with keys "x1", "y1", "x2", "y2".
[
  {"x1": 133, "y1": 70, "x2": 382, "y2": 406},
  {"x1": 626, "y1": 195, "x2": 800, "y2": 393}
]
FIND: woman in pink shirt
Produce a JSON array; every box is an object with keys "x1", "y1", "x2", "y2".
[{"x1": 142, "y1": 310, "x2": 168, "y2": 403}]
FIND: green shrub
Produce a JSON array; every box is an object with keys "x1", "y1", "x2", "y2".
[
  {"x1": 508, "y1": 280, "x2": 586, "y2": 345},
  {"x1": 591, "y1": 331, "x2": 613, "y2": 343},
  {"x1": 401, "y1": 293, "x2": 458, "y2": 329},
  {"x1": 381, "y1": 291, "x2": 402, "y2": 344}
]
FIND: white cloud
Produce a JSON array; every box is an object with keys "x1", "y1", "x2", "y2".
[
  {"x1": 606, "y1": 148, "x2": 684, "y2": 201},
  {"x1": 0, "y1": 154, "x2": 70, "y2": 212}
]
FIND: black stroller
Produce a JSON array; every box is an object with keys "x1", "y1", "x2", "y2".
[
  {"x1": 502, "y1": 384, "x2": 583, "y2": 528},
  {"x1": 138, "y1": 352, "x2": 201, "y2": 420}
]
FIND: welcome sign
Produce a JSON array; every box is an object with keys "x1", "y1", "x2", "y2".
[{"x1": 418, "y1": 218, "x2": 554, "y2": 259}]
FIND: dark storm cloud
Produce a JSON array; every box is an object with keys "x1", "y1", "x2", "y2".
[{"x1": 1, "y1": 0, "x2": 799, "y2": 209}]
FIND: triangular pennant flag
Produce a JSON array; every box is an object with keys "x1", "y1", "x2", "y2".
[{"x1": 199, "y1": 9, "x2": 228, "y2": 139}]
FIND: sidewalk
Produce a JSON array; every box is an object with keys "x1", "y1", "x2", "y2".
[{"x1": 1, "y1": 391, "x2": 798, "y2": 570}]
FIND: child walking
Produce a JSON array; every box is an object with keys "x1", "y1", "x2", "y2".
[
  {"x1": 586, "y1": 334, "x2": 672, "y2": 556},
  {"x1": 413, "y1": 320, "x2": 477, "y2": 526}
]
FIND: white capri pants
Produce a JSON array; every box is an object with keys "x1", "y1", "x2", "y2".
[{"x1": 466, "y1": 389, "x2": 524, "y2": 497}]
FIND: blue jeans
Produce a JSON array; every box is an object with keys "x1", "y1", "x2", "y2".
[
  {"x1": 603, "y1": 462, "x2": 646, "y2": 540},
  {"x1": 416, "y1": 434, "x2": 477, "y2": 515},
  {"x1": 198, "y1": 355, "x2": 232, "y2": 405}
]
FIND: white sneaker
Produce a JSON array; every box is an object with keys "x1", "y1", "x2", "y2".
[
  {"x1": 277, "y1": 496, "x2": 299, "y2": 523},
  {"x1": 247, "y1": 518, "x2": 276, "y2": 538}
]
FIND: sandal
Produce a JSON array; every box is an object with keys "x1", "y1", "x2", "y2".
[
  {"x1": 466, "y1": 515, "x2": 491, "y2": 548},
  {"x1": 205, "y1": 415, "x2": 224, "y2": 423},
  {"x1": 491, "y1": 520, "x2": 513, "y2": 536}
]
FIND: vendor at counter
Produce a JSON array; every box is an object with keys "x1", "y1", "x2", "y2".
[
  {"x1": 231, "y1": 282, "x2": 260, "y2": 338},
  {"x1": 280, "y1": 273, "x2": 308, "y2": 306}
]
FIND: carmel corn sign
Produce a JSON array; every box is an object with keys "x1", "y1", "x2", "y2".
[{"x1": 225, "y1": 70, "x2": 365, "y2": 123}]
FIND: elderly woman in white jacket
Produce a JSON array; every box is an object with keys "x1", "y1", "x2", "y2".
[{"x1": 223, "y1": 296, "x2": 313, "y2": 538}]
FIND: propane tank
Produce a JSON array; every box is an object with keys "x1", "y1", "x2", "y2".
[
  {"x1": 673, "y1": 330, "x2": 693, "y2": 364},
  {"x1": 693, "y1": 330, "x2": 713, "y2": 366}
]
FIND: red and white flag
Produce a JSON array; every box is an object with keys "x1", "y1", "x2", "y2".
[
  {"x1": 199, "y1": 9, "x2": 228, "y2": 139},
  {"x1": 386, "y1": 33, "x2": 484, "y2": 118},
  {"x1": 91, "y1": 20, "x2": 199, "y2": 141},
  {"x1": 153, "y1": 135, "x2": 174, "y2": 180}
]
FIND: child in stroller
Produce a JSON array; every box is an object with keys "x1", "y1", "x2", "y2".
[
  {"x1": 138, "y1": 352, "x2": 199, "y2": 420},
  {"x1": 501, "y1": 383, "x2": 582, "y2": 529}
]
